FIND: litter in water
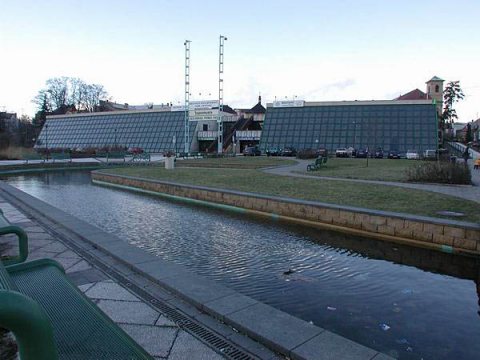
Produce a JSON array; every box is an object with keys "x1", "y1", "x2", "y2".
[
  {"x1": 327, "y1": 306, "x2": 337, "y2": 311},
  {"x1": 380, "y1": 323, "x2": 391, "y2": 331}
]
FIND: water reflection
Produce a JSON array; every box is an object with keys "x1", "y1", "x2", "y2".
[{"x1": 4, "y1": 171, "x2": 480, "y2": 360}]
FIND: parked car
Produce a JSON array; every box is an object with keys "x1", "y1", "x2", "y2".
[
  {"x1": 280, "y1": 147, "x2": 297, "y2": 157},
  {"x1": 387, "y1": 150, "x2": 401, "y2": 159},
  {"x1": 355, "y1": 148, "x2": 368, "y2": 158},
  {"x1": 346, "y1": 147, "x2": 357, "y2": 157},
  {"x1": 335, "y1": 148, "x2": 349, "y2": 157},
  {"x1": 423, "y1": 149, "x2": 437, "y2": 160},
  {"x1": 266, "y1": 148, "x2": 280, "y2": 156},
  {"x1": 374, "y1": 148, "x2": 384, "y2": 159},
  {"x1": 406, "y1": 150, "x2": 420, "y2": 160},
  {"x1": 243, "y1": 146, "x2": 261, "y2": 156}
]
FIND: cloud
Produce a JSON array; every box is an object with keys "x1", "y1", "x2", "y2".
[{"x1": 302, "y1": 78, "x2": 356, "y2": 98}]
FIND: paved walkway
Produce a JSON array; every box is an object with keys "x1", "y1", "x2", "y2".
[
  {"x1": 264, "y1": 159, "x2": 480, "y2": 204},
  {"x1": 0, "y1": 197, "x2": 276, "y2": 359}
]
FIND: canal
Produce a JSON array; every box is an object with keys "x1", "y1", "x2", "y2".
[{"x1": 4, "y1": 171, "x2": 480, "y2": 360}]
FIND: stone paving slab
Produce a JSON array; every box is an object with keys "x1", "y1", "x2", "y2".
[
  {"x1": 226, "y1": 302, "x2": 324, "y2": 355},
  {"x1": 96, "y1": 299, "x2": 160, "y2": 325},
  {"x1": 85, "y1": 280, "x2": 142, "y2": 301},
  {"x1": 120, "y1": 324, "x2": 179, "y2": 358},
  {"x1": 291, "y1": 331, "x2": 378, "y2": 360},
  {"x1": 202, "y1": 292, "x2": 259, "y2": 321}
]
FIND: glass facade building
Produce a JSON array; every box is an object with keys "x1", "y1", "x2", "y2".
[
  {"x1": 260, "y1": 101, "x2": 438, "y2": 153},
  {"x1": 36, "y1": 110, "x2": 195, "y2": 153}
]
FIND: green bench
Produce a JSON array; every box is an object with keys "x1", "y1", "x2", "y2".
[
  {"x1": 0, "y1": 211, "x2": 152, "y2": 360},
  {"x1": 23, "y1": 153, "x2": 45, "y2": 164},
  {"x1": 0, "y1": 209, "x2": 28, "y2": 266},
  {"x1": 51, "y1": 152, "x2": 72, "y2": 163},
  {"x1": 307, "y1": 156, "x2": 328, "y2": 171}
]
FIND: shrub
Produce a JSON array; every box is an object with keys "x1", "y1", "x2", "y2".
[
  {"x1": 0, "y1": 146, "x2": 36, "y2": 160},
  {"x1": 296, "y1": 149, "x2": 317, "y2": 159},
  {"x1": 406, "y1": 161, "x2": 471, "y2": 184}
]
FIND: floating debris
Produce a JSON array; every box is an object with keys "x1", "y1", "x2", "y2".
[
  {"x1": 401, "y1": 289, "x2": 413, "y2": 295},
  {"x1": 327, "y1": 306, "x2": 337, "y2": 311},
  {"x1": 380, "y1": 323, "x2": 391, "y2": 331},
  {"x1": 283, "y1": 269, "x2": 295, "y2": 275}
]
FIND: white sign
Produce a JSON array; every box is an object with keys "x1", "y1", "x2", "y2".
[
  {"x1": 189, "y1": 100, "x2": 219, "y2": 111},
  {"x1": 190, "y1": 109, "x2": 218, "y2": 117},
  {"x1": 189, "y1": 108, "x2": 219, "y2": 121},
  {"x1": 171, "y1": 105, "x2": 186, "y2": 112},
  {"x1": 273, "y1": 100, "x2": 305, "y2": 108},
  {"x1": 189, "y1": 115, "x2": 218, "y2": 121}
]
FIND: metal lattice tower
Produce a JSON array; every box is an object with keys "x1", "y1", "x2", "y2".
[
  {"x1": 217, "y1": 35, "x2": 227, "y2": 154},
  {"x1": 184, "y1": 40, "x2": 191, "y2": 154}
]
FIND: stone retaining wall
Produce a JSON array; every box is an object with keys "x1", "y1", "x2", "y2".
[{"x1": 92, "y1": 172, "x2": 480, "y2": 256}]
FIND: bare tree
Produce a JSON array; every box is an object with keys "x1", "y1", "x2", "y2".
[{"x1": 32, "y1": 77, "x2": 109, "y2": 114}]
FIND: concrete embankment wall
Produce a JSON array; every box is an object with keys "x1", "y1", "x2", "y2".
[{"x1": 92, "y1": 171, "x2": 480, "y2": 257}]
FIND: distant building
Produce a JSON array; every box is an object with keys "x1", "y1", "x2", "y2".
[
  {"x1": 395, "y1": 76, "x2": 444, "y2": 116},
  {"x1": 457, "y1": 119, "x2": 480, "y2": 143},
  {"x1": 260, "y1": 100, "x2": 437, "y2": 154},
  {"x1": 35, "y1": 77, "x2": 442, "y2": 155},
  {"x1": 0, "y1": 111, "x2": 19, "y2": 132}
]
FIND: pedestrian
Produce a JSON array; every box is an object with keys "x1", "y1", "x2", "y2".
[
  {"x1": 474, "y1": 158, "x2": 480, "y2": 170},
  {"x1": 462, "y1": 147, "x2": 470, "y2": 165}
]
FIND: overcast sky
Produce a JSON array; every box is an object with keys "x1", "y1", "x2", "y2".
[{"x1": 1, "y1": 0, "x2": 479, "y2": 121}]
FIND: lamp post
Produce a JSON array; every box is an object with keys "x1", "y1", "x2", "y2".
[
  {"x1": 352, "y1": 121, "x2": 357, "y2": 149},
  {"x1": 114, "y1": 128, "x2": 117, "y2": 148}
]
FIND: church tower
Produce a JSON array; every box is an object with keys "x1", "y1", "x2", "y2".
[{"x1": 426, "y1": 76, "x2": 444, "y2": 116}]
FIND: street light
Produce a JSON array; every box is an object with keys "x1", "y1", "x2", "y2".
[{"x1": 352, "y1": 121, "x2": 357, "y2": 149}]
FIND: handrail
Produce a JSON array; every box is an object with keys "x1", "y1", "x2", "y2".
[{"x1": 0, "y1": 210, "x2": 28, "y2": 266}]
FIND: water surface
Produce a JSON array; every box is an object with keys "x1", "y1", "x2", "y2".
[{"x1": 5, "y1": 171, "x2": 480, "y2": 360}]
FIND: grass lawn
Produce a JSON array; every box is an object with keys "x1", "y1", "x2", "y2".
[
  {"x1": 102, "y1": 166, "x2": 480, "y2": 223},
  {"x1": 176, "y1": 156, "x2": 296, "y2": 169},
  {"x1": 297, "y1": 158, "x2": 425, "y2": 182}
]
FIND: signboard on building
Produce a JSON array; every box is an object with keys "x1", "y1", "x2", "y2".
[
  {"x1": 171, "y1": 105, "x2": 186, "y2": 112},
  {"x1": 188, "y1": 100, "x2": 220, "y2": 121},
  {"x1": 189, "y1": 100, "x2": 219, "y2": 111},
  {"x1": 273, "y1": 100, "x2": 305, "y2": 108},
  {"x1": 189, "y1": 108, "x2": 219, "y2": 121}
]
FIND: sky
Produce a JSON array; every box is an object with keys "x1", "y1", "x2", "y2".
[{"x1": 1, "y1": 0, "x2": 479, "y2": 121}]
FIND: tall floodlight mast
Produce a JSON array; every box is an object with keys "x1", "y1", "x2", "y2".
[
  {"x1": 218, "y1": 35, "x2": 227, "y2": 154},
  {"x1": 184, "y1": 40, "x2": 191, "y2": 154}
]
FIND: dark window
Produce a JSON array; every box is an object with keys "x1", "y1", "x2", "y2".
[
  {"x1": 203, "y1": 124, "x2": 208, "y2": 131},
  {"x1": 435, "y1": 85, "x2": 439, "y2": 93}
]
